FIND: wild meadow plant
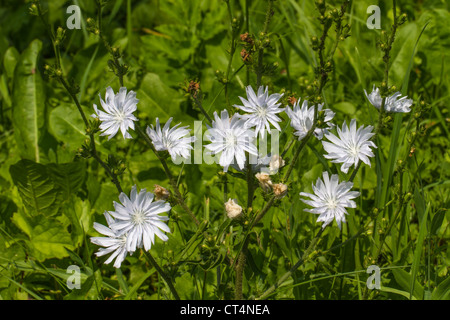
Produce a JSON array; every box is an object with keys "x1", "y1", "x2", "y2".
[{"x1": 0, "y1": 0, "x2": 448, "y2": 301}]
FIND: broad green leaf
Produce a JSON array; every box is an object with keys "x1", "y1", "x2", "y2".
[
  {"x1": 12, "y1": 39, "x2": 46, "y2": 162},
  {"x1": 47, "y1": 161, "x2": 87, "y2": 199},
  {"x1": 9, "y1": 159, "x2": 61, "y2": 217},
  {"x1": 332, "y1": 101, "x2": 357, "y2": 116},
  {"x1": 136, "y1": 73, "x2": 190, "y2": 122},
  {"x1": 11, "y1": 211, "x2": 74, "y2": 261},
  {"x1": 48, "y1": 104, "x2": 91, "y2": 151}
]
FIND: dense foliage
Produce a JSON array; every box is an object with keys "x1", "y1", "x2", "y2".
[{"x1": 0, "y1": 0, "x2": 448, "y2": 300}]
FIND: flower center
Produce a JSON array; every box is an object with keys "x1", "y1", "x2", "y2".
[
  {"x1": 225, "y1": 132, "x2": 237, "y2": 147},
  {"x1": 114, "y1": 111, "x2": 126, "y2": 123},
  {"x1": 132, "y1": 210, "x2": 146, "y2": 225},
  {"x1": 326, "y1": 197, "x2": 338, "y2": 210},
  {"x1": 349, "y1": 144, "x2": 360, "y2": 157},
  {"x1": 119, "y1": 234, "x2": 128, "y2": 245},
  {"x1": 256, "y1": 105, "x2": 268, "y2": 118}
]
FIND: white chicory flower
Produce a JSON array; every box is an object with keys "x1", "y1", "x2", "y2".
[
  {"x1": 234, "y1": 85, "x2": 284, "y2": 138},
  {"x1": 285, "y1": 99, "x2": 335, "y2": 140},
  {"x1": 364, "y1": 85, "x2": 413, "y2": 113},
  {"x1": 146, "y1": 117, "x2": 196, "y2": 162},
  {"x1": 322, "y1": 119, "x2": 377, "y2": 174},
  {"x1": 205, "y1": 109, "x2": 258, "y2": 172},
  {"x1": 92, "y1": 86, "x2": 139, "y2": 140},
  {"x1": 105, "y1": 185, "x2": 171, "y2": 253},
  {"x1": 300, "y1": 172, "x2": 360, "y2": 229}
]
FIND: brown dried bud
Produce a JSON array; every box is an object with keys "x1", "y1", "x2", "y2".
[
  {"x1": 273, "y1": 183, "x2": 288, "y2": 199},
  {"x1": 240, "y1": 48, "x2": 251, "y2": 63},
  {"x1": 288, "y1": 96, "x2": 298, "y2": 106},
  {"x1": 153, "y1": 184, "x2": 170, "y2": 201},
  {"x1": 240, "y1": 32, "x2": 254, "y2": 45}
]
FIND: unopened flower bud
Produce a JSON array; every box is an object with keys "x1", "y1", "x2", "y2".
[
  {"x1": 225, "y1": 198, "x2": 243, "y2": 219},
  {"x1": 153, "y1": 184, "x2": 170, "y2": 201},
  {"x1": 255, "y1": 172, "x2": 272, "y2": 192},
  {"x1": 269, "y1": 154, "x2": 285, "y2": 173}
]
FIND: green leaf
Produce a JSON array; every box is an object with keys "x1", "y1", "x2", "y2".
[
  {"x1": 136, "y1": 73, "x2": 189, "y2": 122},
  {"x1": 9, "y1": 159, "x2": 61, "y2": 217},
  {"x1": 11, "y1": 211, "x2": 75, "y2": 261},
  {"x1": 48, "y1": 104, "x2": 90, "y2": 150},
  {"x1": 61, "y1": 196, "x2": 92, "y2": 247},
  {"x1": 430, "y1": 209, "x2": 445, "y2": 235},
  {"x1": 431, "y1": 275, "x2": 450, "y2": 300},
  {"x1": 174, "y1": 219, "x2": 208, "y2": 263},
  {"x1": 410, "y1": 202, "x2": 429, "y2": 300},
  {"x1": 63, "y1": 269, "x2": 102, "y2": 300},
  {"x1": 380, "y1": 286, "x2": 417, "y2": 300},
  {"x1": 392, "y1": 268, "x2": 424, "y2": 300},
  {"x1": 12, "y1": 39, "x2": 45, "y2": 162},
  {"x1": 3, "y1": 46, "x2": 20, "y2": 79},
  {"x1": 123, "y1": 268, "x2": 155, "y2": 300},
  {"x1": 47, "y1": 161, "x2": 86, "y2": 199}
]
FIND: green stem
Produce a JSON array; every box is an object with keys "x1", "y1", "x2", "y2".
[
  {"x1": 143, "y1": 251, "x2": 180, "y2": 300},
  {"x1": 97, "y1": 1, "x2": 125, "y2": 87},
  {"x1": 224, "y1": 0, "x2": 237, "y2": 110},
  {"x1": 135, "y1": 124, "x2": 200, "y2": 226},
  {"x1": 192, "y1": 94, "x2": 212, "y2": 125},
  {"x1": 256, "y1": 0, "x2": 274, "y2": 87},
  {"x1": 58, "y1": 77, "x2": 123, "y2": 194},
  {"x1": 246, "y1": 157, "x2": 255, "y2": 209},
  {"x1": 257, "y1": 227, "x2": 326, "y2": 300},
  {"x1": 234, "y1": 236, "x2": 250, "y2": 300}
]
